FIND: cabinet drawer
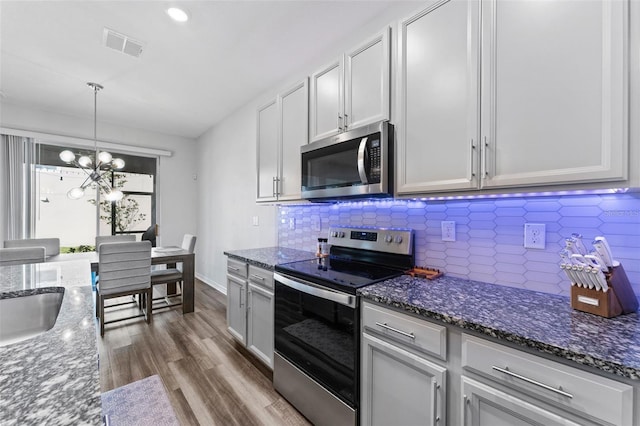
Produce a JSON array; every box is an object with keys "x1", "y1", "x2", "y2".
[
  {"x1": 227, "y1": 258, "x2": 247, "y2": 279},
  {"x1": 461, "y1": 334, "x2": 633, "y2": 426},
  {"x1": 362, "y1": 302, "x2": 446, "y2": 361},
  {"x1": 248, "y1": 265, "x2": 273, "y2": 290}
]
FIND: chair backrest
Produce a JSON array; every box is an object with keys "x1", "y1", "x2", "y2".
[
  {"x1": 181, "y1": 234, "x2": 197, "y2": 253},
  {"x1": 141, "y1": 225, "x2": 157, "y2": 247},
  {"x1": 4, "y1": 238, "x2": 60, "y2": 257},
  {"x1": 0, "y1": 247, "x2": 46, "y2": 266},
  {"x1": 95, "y1": 235, "x2": 136, "y2": 253},
  {"x1": 98, "y1": 241, "x2": 151, "y2": 295}
]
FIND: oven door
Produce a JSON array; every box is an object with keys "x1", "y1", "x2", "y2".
[{"x1": 274, "y1": 272, "x2": 359, "y2": 408}]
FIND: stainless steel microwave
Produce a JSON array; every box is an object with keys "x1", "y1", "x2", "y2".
[{"x1": 301, "y1": 121, "x2": 393, "y2": 201}]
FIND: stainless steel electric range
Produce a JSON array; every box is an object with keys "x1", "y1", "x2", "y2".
[{"x1": 273, "y1": 226, "x2": 414, "y2": 426}]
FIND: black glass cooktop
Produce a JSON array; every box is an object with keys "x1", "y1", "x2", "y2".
[{"x1": 275, "y1": 256, "x2": 405, "y2": 294}]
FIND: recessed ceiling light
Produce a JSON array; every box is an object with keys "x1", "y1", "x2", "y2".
[{"x1": 167, "y1": 7, "x2": 189, "y2": 22}]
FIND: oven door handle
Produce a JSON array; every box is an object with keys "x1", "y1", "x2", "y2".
[
  {"x1": 357, "y1": 137, "x2": 369, "y2": 184},
  {"x1": 274, "y1": 272, "x2": 356, "y2": 308}
]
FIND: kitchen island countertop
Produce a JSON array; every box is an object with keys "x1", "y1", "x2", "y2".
[
  {"x1": 359, "y1": 274, "x2": 640, "y2": 380},
  {"x1": 224, "y1": 246, "x2": 317, "y2": 270},
  {"x1": 0, "y1": 261, "x2": 101, "y2": 425}
]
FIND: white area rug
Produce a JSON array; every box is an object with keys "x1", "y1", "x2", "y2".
[{"x1": 101, "y1": 375, "x2": 180, "y2": 426}]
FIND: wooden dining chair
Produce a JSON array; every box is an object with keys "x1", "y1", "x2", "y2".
[
  {"x1": 95, "y1": 241, "x2": 152, "y2": 337},
  {"x1": 0, "y1": 247, "x2": 46, "y2": 266},
  {"x1": 4, "y1": 238, "x2": 60, "y2": 257},
  {"x1": 150, "y1": 234, "x2": 196, "y2": 311}
]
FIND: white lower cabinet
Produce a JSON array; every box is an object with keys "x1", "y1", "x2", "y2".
[
  {"x1": 246, "y1": 281, "x2": 274, "y2": 368},
  {"x1": 360, "y1": 302, "x2": 635, "y2": 426},
  {"x1": 461, "y1": 376, "x2": 582, "y2": 426},
  {"x1": 361, "y1": 302, "x2": 447, "y2": 426},
  {"x1": 225, "y1": 259, "x2": 274, "y2": 369},
  {"x1": 361, "y1": 333, "x2": 446, "y2": 426}
]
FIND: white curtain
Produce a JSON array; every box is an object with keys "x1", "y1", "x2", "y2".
[{"x1": 1, "y1": 134, "x2": 36, "y2": 241}]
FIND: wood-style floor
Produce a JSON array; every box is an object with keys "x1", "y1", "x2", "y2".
[{"x1": 97, "y1": 280, "x2": 311, "y2": 426}]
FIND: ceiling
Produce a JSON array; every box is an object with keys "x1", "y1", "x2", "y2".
[{"x1": 0, "y1": 1, "x2": 415, "y2": 140}]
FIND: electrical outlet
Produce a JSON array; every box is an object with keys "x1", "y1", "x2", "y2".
[
  {"x1": 289, "y1": 218, "x2": 296, "y2": 230},
  {"x1": 524, "y1": 223, "x2": 545, "y2": 249},
  {"x1": 441, "y1": 221, "x2": 456, "y2": 242},
  {"x1": 252, "y1": 216, "x2": 259, "y2": 226}
]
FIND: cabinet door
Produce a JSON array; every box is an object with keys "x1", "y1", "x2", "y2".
[
  {"x1": 480, "y1": 0, "x2": 628, "y2": 188},
  {"x1": 397, "y1": 0, "x2": 480, "y2": 194},
  {"x1": 246, "y1": 283, "x2": 274, "y2": 368},
  {"x1": 256, "y1": 99, "x2": 279, "y2": 201},
  {"x1": 361, "y1": 333, "x2": 446, "y2": 426},
  {"x1": 344, "y1": 27, "x2": 390, "y2": 131},
  {"x1": 226, "y1": 274, "x2": 246, "y2": 345},
  {"x1": 309, "y1": 58, "x2": 344, "y2": 142},
  {"x1": 461, "y1": 377, "x2": 584, "y2": 426},
  {"x1": 278, "y1": 79, "x2": 308, "y2": 201}
]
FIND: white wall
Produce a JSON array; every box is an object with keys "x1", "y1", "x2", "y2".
[
  {"x1": 196, "y1": 2, "x2": 422, "y2": 291},
  {"x1": 0, "y1": 103, "x2": 198, "y2": 255}
]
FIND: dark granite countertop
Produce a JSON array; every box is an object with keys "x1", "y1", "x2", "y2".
[
  {"x1": 359, "y1": 274, "x2": 640, "y2": 380},
  {"x1": 0, "y1": 261, "x2": 101, "y2": 425},
  {"x1": 224, "y1": 247, "x2": 317, "y2": 270}
]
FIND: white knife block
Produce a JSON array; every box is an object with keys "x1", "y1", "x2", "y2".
[{"x1": 570, "y1": 263, "x2": 638, "y2": 318}]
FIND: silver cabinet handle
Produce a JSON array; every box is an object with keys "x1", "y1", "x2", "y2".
[
  {"x1": 481, "y1": 136, "x2": 489, "y2": 179},
  {"x1": 469, "y1": 138, "x2": 476, "y2": 181},
  {"x1": 239, "y1": 287, "x2": 244, "y2": 308},
  {"x1": 463, "y1": 394, "x2": 469, "y2": 426},
  {"x1": 344, "y1": 113, "x2": 349, "y2": 130},
  {"x1": 375, "y1": 322, "x2": 415, "y2": 340},
  {"x1": 228, "y1": 266, "x2": 240, "y2": 272},
  {"x1": 492, "y1": 366, "x2": 573, "y2": 399},
  {"x1": 250, "y1": 274, "x2": 265, "y2": 281},
  {"x1": 338, "y1": 114, "x2": 343, "y2": 132},
  {"x1": 433, "y1": 381, "x2": 441, "y2": 424},
  {"x1": 272, "y1": 176, "x2": 276, "y2": 197}
]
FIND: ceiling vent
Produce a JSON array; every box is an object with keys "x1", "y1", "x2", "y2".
[{"x1": 103, "y1": 28, "x2": 144, "y2": 58}]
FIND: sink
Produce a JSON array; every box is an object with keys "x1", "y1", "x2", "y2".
[{"x1": 0, "y1": 288, "x2": 65, "y2": 347}]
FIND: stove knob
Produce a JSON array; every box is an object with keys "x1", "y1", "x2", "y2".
[
  {"x1": 394, "y1": 235, "x2": 403, "y2": 244},
  {"x1": 338, "y1": 231, "x2": 345, "y2": 238},
  {"x1": 330, "y1": 231, "x2": 337, "y2": 237},
  {"x1": 385, "y1": 234, "x2": 393, "y2": 243}
]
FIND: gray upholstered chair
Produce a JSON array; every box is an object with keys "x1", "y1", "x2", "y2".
[
  {"x1": 150, "y1": 234, "x2": 196, "y2": 310},
  {"x1": 95, "y1": 235, "x2": 136, "y2": 253},
  {"x1": 0, "y1": 247, "x2": 46, "y2": 266},
  {"x1": 96, "y1": 241, "x2": 152, "y2": 337},
  {"x1": 4, "y1": 238, "x2": 60, "y2": 257}
]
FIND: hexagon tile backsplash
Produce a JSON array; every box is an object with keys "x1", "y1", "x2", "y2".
[{"x1": 277, "y1": 192, "x2": 640, "y2": 297}]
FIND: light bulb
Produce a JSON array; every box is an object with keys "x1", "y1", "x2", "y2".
[
  {"x1": 167, "y1": 7, "x2": 189, "y2": 22},
  {"x1": 98, "y1": 151, "x2": 112, "y2": 164},
  {"x1": 105, "y1": 190, "x2": 124, "y2": 201},
  {"x1": 67, "y1": 187, "x2": 85, "y2": 199},
  {"x1": 59, "y1": 150, "x2": 76, "y2": 163},
  {"x1": 112, "y1": 158, "x2": 125, "y2": 169},
  {"x1": 78, "y1": 156, "x2": 92, "y2": 167}
]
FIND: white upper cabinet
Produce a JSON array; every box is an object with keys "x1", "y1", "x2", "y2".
[
  {"x1": 481, "y1": 0, "x2": 628, "y2": 188},
  {"x1": 397, "y1": 0, "x2": 629, "y2": 195},
  {"x1": 256, "y1": 100, "x2": 279, "y2": 202},
  {"x1": 345, "y1": 28, "x2": 391, "y2": 131},
  {"x1": 310, "y1": 27, "x2": 391, "y2": 142},
  {"x1": 279, "y1": 79, "x2": 309, "y2": 201},
  {"x1": 397, "y1": 0, "x2": 480, "y2": 194},
  {"x1": 256, "y1": 79, "x2": 309, "y2": 202}
]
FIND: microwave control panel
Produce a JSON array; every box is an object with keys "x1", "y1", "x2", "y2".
[{"x1": 369, "y1": 137, "x2": 381, "y2": 183}]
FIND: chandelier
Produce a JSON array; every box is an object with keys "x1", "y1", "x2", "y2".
[{"x1": 59, "y1": 82, "x2": 125, "y2": 201}]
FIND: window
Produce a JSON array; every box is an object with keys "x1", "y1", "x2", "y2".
[{"x1": 34, "y1": 143, "x2": 157, "y2": 252}]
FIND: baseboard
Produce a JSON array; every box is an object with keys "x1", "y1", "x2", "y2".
[{"x1": 196, "y1": 273, "x2": 226, "y2": 295}]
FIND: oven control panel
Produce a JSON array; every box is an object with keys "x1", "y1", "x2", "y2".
[{"x1": 328, "y1": 226, "x2": 413, "y2": 255}]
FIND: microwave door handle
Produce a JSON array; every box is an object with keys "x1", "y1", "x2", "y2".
[{"x1": 357, "y1": 137, "x2": 369, "y2": 184}]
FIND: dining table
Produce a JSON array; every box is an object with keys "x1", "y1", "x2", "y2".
[{"x1": 47, "y1": 246, "x2": 196, "y2": 314}]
